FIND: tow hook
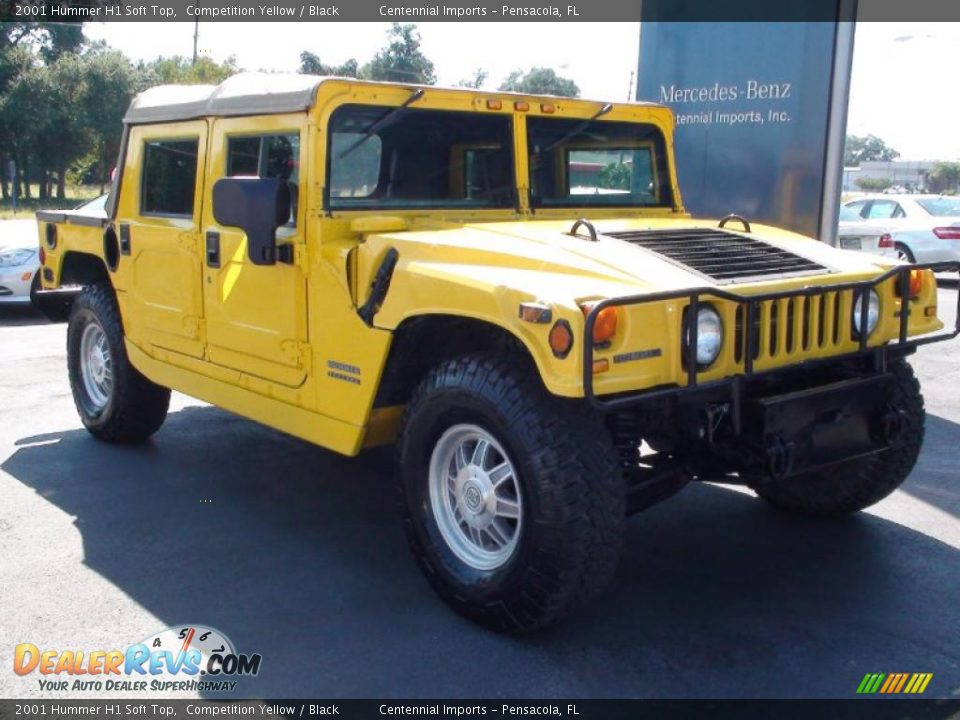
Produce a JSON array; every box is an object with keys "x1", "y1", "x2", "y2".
[
  {"x1": 765, "y1": 435, "x2": 795, "y2": 481},
  {"x1": 873, "y1": 405, "x2": 905, "y2": 445}
]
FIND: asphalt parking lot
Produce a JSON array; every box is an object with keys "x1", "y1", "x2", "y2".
[{"x1": 1, "y1": 286, "x2": 958, "y2": 700}]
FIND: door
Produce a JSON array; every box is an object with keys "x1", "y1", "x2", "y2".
[
  {"x1": 200, "y1": 116, "x2": 309, "y2": 387},
  {"x1": 121, "y1": 123, "x2": 207, "y2": 358}
]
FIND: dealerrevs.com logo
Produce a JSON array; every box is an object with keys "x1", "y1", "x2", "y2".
[{"x1": 13, "y1": 625, "x2": 262, "y2": 693}]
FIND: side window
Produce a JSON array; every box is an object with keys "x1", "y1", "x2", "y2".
[
  {"x1": 891, "y1": 203, "x2": 906, "y2": 219},
  {"x1": 141, "y1": 139, "x2": 199, "y2": 217},
  {"x1": 226, "y1": 133, "x2": 300, "y2": 225},
  {"x1": 330, "y1": 134, "x2": 381, "y2": 198},
  {"x1": 845, "y1": 200, "x2": 867, "y2": 218},
  {"x1": 866, "y1": 200, "x2": 897, "y2": 220}
]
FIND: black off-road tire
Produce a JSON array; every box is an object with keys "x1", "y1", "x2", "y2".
[
  {"x1": 397, "y1": 354, "x2": 626, "y2": 633},
  {"x1": 67, "y1": 283, "x2": 170, "y2": 443},
  {"x1": 753, "y1": 360, "x2": 924, "y2": 517}
]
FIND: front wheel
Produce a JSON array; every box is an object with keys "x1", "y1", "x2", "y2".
[
  {"x1": 67, "y1": 284, "x2": 170, "y2": 443},
  {"x1": 397, "y1": 354, "x2": 625, "y2": 633}
]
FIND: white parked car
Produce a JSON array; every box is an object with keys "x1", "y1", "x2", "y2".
[
  {"x1": 843, "y1": 194, "x2": 960, "y2": 263},
  {"x1": 0, "y1": 219, "x2": 41, "y2": 306},
  {"x1": 836, "y1": 205, "x2": 896, "y2": 259}
]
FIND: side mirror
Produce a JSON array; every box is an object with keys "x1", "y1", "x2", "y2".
[{"x1": 212, "y1": 177, "x2": 290, "y2": 266}]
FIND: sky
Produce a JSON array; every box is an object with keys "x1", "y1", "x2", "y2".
[{"x1": 85, "y1": 21, "x2": 960, "y2": 161}]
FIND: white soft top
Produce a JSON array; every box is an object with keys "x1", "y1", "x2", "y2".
[
  {"x1": 124, "y1": 72, "x2": 328, "y2": 124},
  {"x1": 124, "y1": 72, "x2": 668, "y2": 125}
]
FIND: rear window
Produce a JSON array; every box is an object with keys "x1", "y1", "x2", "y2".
[
  {"x1": 916, "y1": 198, "x2": 960, "y2": 217},
  {"x1": 327, "y1": 104, "x2": 515, "y2": 210},
  {"x1": 527, "y1": 117, "x2": 673, "y2": 209},
  {"x1": 838, "y1": 205, "x2": 861, "y2": 222},
  {"x1": 141, "y1": 139, "x2": 199, "y2": 217}
]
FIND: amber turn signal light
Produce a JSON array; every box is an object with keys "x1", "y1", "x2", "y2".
[
  {"x1": 581, "y1": 302, "x2": 618, "y2": 344},
  {"x1": 896, "y1": 268, "x2": 925, "y2": 298},
  {"x1": 514, "y1": 101, "x2": 530, "y2": 112},
  {"x1": 591, "y1": 359, "x2": 609, "y2": 374},
  {"x1": 486, "y1": 99, "x2": 502, "y2": 110},
  {"x1": 540, "y1": 103, "x2": 556, "y2": 114},
  {"x1": 548, "y1": 320, "x2": 573, "y2": 358}
]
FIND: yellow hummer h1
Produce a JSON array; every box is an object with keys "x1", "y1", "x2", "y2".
[{"x1": 37, "y1": 74, "x2": 959, "y2": 631}]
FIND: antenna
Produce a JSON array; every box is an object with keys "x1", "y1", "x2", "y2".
[
  {"x1": 192, "y1": 13, "x2": 199, "y2": 64},
  {"x1": 627, "y1": 70, "x2": 635, "y2": 101}
]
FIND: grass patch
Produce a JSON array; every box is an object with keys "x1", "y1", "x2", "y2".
[{"x1": 0, "y1": 185, "x2": 103, "y2": 219}]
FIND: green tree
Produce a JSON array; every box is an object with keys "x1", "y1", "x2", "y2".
[
  {"x1": 844, "y1": 134, "x2": 900, "y2": 166},
  {"x1": 498, "y1": 67, "x2": 580, "y2": 97},
  {"x1": 927, "y1": 161, "x2": 960, "y2": 194},
  {"x1": 855, "y1": 176, "x2": 893, "y2": 192},
  {"x1": 456, "y1": 68, "x2": 488, "y2": 89},
  {"x1": 1, "y1": 20, "x2": 86, "y2": 62},
  {"x1": 298, "y1": 51, "x2": 359, "y2": 78},
  {"x1": 362, "y1": 23, "x2": 436, "y2": 84},
  {"x1": 2, "y1": 55, "x2": 90, "y2": 199},
  {"x1": 139, "y1": 54, "x2": 238, "y2": 85},
  {"x1": 598, "y1": 162, "x2": 630, "y2": 190},
  {"x1": 81, "y1": 50, "x2": 141, "y2": 191}
]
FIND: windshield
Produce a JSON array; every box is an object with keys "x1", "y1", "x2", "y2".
[
  {"x1": 916, "y1": 197, "x2": 960, "y2": 217},
  {"x1": 527, "y1": 116, "x2": 673, "y2": 209},
  {"x1": 327, "y1": 104, "x2": 515, "y2": 210}
]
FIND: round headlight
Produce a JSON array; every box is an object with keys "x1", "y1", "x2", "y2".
[
  {"x1": 686, "y1": 305, "x2": 723, "y2": 366},
  {"x1": 852, "y1": 289, "x2": 881, "y2": 337}
]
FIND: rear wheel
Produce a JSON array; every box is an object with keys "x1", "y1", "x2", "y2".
[
  {"x1": 895, "y1": 242, "x2": 915, "y2": 263},
  {"x1": 752, "y1": 360, "x2": 924, "y2": 517},
  {"x1": 397, "y1": 354, "x2": 625, "y2": 633},
  {"x1": 67, "y1": 284, "x2": 170, "y2": 443}
]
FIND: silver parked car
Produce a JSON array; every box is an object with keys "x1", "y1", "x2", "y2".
[
  {"x1": 836, "y1": 205, "x2": 896, "y2": 259},
  {"x1": 843, "y1": 194, "x2": 960, "y2": 263},
  {"x1": 0, "y1": 219, "x2": 41, "y2": 306}
]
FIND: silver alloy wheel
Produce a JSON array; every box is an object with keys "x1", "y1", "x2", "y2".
[
  {"x1": 428, "y1": 423, "x2": 523, "y2": 571},
  {"x1": 79, "y1": 321, "x2": 113, "y2": 412}
]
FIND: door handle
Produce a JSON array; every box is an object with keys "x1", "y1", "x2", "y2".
[
  {"x1": 119, "y1": 223, "x2": 131, "y2": 255},
  {"x1": 206, "y1": 230, "x2": 221, "y2": 268}
]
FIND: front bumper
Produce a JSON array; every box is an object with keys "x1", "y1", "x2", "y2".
[
  {"x1": 0, "y1": 265, "x2": 35, "y2": 303},
  {"x1": 583, "y1": 261, "x2": 960, "y2": 412}
]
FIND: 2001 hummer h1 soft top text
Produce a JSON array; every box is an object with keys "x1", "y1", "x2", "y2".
[{"x1": 36, "y1": 73, "x2": 959, "y2": 631}]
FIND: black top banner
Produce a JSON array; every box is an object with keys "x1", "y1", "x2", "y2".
[{"x1": 3, "y1": 0, "x2": 960, "y2": 22}]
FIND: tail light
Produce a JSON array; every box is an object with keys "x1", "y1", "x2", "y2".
[
  {"x1": 932, "y1": 226, "x2": 960, "y2": 240},
  {"x1": 38, "y1": 246, "x2": 45, "y2": 265},
  {"x1": 878, "y1": 233, "x2": 894, "y2": 248}
]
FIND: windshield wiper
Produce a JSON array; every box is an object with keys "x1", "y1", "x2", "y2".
[
  {"x1": 338, "y1": 88, "x2": 426, "y2": 160},
  {"x1": 532, "y1": 102, "x2": 614, "y2": 159}
]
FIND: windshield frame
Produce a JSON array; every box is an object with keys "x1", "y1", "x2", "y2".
[{"x1": 526, "y1": 115, "x2": 675, "y2": 211}]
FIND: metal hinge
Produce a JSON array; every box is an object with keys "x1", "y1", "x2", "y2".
[
  {"x1": 180, "y1": 231, "x2": 200, "y2": 252},
  {"x1": 281, "y1": 340, "x2": 312, "y2": 372},
  {"x1": 182, "y1": 315, "x2": 205, "y2": 340}
]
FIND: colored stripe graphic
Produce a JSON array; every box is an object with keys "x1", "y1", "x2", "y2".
[{"x1": 857, "y1": 673, "x2": 932, "y2": 694}]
